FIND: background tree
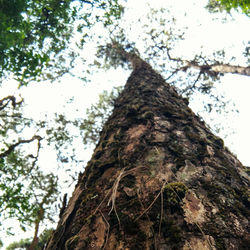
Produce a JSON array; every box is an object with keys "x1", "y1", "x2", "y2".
[{"x1": 78, "y1": 87, "x2": 123, "y2": 146}]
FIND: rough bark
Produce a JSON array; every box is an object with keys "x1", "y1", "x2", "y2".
[{"x1": 45, "y1": 57, "x2": 249, "y2": 249}]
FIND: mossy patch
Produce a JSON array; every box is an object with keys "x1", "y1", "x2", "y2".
[
  {"x1": 164, "y1": 182, "x2": 188, "y2": 207},
  {"x1": 202, "y1": 182, "x2": 226, "y2": 200},
  {"x1": 65, "y1": 235, "x2": 79, "y2": 250},
  {"x1": 168, "y1": 140, "x2": 184, "y2": 157},
  {"x1": 163, "y1": 105, "x2": 187, "y2": 119},
  {"x1": 125, "y1": 103, "x2": 141, "y2": 117},
  {"x1": 83, "y1": 214, "x2": 95, "y2": 226},
  {"x1": 184, "y1": 126, "x2": 207, "y2": 145},
  {"x1": 79, "y1": 188, "x2": 98, "y2": 210},
  {"x1": 86, "y1": 156, "x2": 118, "y2": 186}
]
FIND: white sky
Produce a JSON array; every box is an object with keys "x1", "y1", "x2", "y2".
[{"x1": 1, "y1": 0, "x2": 250, "y2": 248}]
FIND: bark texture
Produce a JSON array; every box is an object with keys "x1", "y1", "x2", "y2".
[{"x1": 46, "y1": 59, "x2": 249, "y2": 249}]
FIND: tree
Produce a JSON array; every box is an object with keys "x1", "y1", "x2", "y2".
[
  {"x1": 1, "y1": 1, "x2": 249, "y2": 247},
  {"x1": 164, "y1": 48, "x2": 250, "y2": 77},
  {"x1": 45, "y1": 45, "x2": 249, "y2": 249}
]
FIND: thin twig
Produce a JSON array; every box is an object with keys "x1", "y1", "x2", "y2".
[
  {"x1": 94, "y1": 189, "x2": 112, "y2": 215},
  {"x1": 107, "y1": 168, "x2": 126, "y2": 229},
  {"x1": 165, "y1": 68, "x2": 180, "y2": 81}
]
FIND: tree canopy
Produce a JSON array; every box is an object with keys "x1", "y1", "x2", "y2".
[{"x1": 0, "y1": 0, "x2": 124, "y2": 85}]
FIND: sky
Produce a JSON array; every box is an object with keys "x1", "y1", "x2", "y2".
[{"x1": 1, "y1": 0, "x2": 250, "y2": 248}]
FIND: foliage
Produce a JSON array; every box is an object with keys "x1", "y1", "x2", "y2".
[
  {"x1": 0, "y1": 95, "x2": 70, "y2": 241},
  {"x1": 0, "y1": 0, "x2": 71, "y2": 84},
  {"x1": 206, "y1": 0, "x2": 250, "y2": 16},
  {"x1": 6, "y1": 228, "x2": 53, "y2": 250},
  {"x1": 0, "y1": 149, "x2": 58, "y2": 231},
  {"x1": 0, "y1": 84, "x2": 124, "y2": 242},
  {"x1": 78, "y1": 86, "x2": 123, "y2": 146},
  {"x1": 0, "y1": 0, "x2": 124, "y2": 85},
  {"x1": 0, "y1": 97, "x2": 43, "y2": 233},
  {"x1": 6, "y1": 238, "x2": 30, "y2": 250},
  {"x1": 219, "y1": 0, "x2": 250, "y2": 15}
]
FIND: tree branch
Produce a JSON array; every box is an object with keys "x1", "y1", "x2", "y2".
[
  {"x1": 0, "y1": 135, "x2": 42, "y2": 158},
  {"x1": 184, "y1": 61, "x2": 250, "y2": 76},
  {"x1": 0, "y1": 95, "x2": 23, "y2": 111},
  {"x1": 165, "y1": 49, "x2": 250, "y2": 77}
]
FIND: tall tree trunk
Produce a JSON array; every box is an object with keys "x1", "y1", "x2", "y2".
[{"x1": 45, "y1": 55, "x2": 249, "y2": 249}]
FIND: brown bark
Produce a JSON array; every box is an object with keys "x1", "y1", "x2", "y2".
[
  {"x1": 45, "y1": 56, "x2": 249, "y2": 249},
  {"x1": 28, "y1": 221, "x2": 39, "y2": 250}
]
